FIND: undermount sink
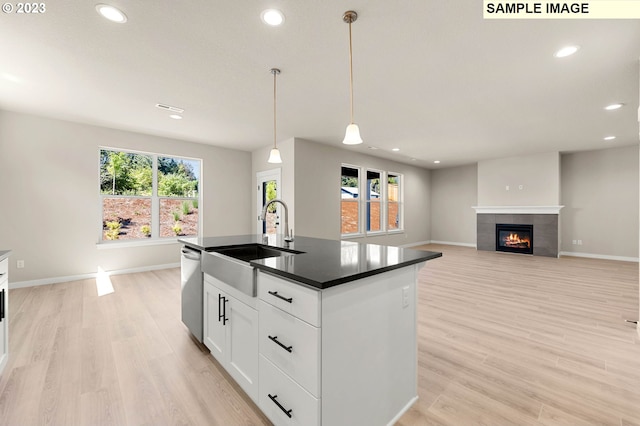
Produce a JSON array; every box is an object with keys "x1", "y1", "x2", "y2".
[
  {"x1": 212, "y1": 244, "x2": 301, "y2": 262},
  {"x1": 201, "y1": 244, "x2": 301, "y2": 297}
]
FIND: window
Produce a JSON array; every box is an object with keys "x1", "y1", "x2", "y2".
[
  {"x1": 387, "y1": 173, "x2": 402, "y2": 231},
  {"x1": 341, "y1": 166, "x2": 360, "y2": 235},
  {"x1": 366, "y1": 170, "x2": 382, "y2": 232},
  {"x1": 340, "y1": 164, "x2": 403, "y2": 237},
  {"x1": 99, "y1": 148, "x2": 201, "y2": 242}
]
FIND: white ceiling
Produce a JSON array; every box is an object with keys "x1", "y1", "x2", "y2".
[{"x1": 1, "y1": 1, "x2": 639, "y2": 168}]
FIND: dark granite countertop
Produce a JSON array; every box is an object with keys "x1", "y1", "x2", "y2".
[
  {"x1": 178, "y1": 235, "x2": 441, "y2": 289},
  {"x1": 0, "y1": 250, "x2": 11, "y2": 262}
]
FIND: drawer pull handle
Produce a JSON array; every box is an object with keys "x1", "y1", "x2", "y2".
[
  {"x1": 268, "y1": 290, "x2": 293, "y2": 303},
  {"x1": 268, "y1": 394, "x2": 292, "y2": 418},
  {"x1": 268, "y1": 335, "x2": 293, "y2": 353}
]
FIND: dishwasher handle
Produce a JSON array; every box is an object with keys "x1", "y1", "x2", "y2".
[{"x1": 181, "y1": 247, "x2": 201, "y2": 261}]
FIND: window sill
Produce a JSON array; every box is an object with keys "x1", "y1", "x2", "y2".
[
  {"x1": 96, "y1": 238, "x2": 187, "y2": 250},
  {"x1": 341, "y1": 233, "x2": 364, "y2": 240}
]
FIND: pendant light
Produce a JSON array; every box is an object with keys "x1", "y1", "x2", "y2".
[
  {"x1": 267, "y1": 68, "x2": 283, "y2": 163},
  {"x1": 342, "y1": 10, "x2": 363, "y2": 145}
]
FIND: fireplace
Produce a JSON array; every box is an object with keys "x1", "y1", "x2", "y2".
[{"x1": 495, "y1": 224, "x2": 533, "y2": 254}]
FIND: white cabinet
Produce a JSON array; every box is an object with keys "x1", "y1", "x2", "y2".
[
  {"x1": 203, "y1": 275, "x2": 258, "y2": 402},
  {"x1": 0, "y1": 258, "x2": 9, "y2": 375},
  {"x1": 258, "y1": 275, "x2": 321, "y2": 426},
  {"x1": 258, "y1": 266, "x2": 419, "y2": 426}
]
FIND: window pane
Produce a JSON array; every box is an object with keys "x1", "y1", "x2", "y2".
[
  {"x1": 388, "y1": 202, "x2": 400, "y2": 230},
  {"x1": 341, "y1": 200, "x2": 359, "y2": 234},
  {"x1": 341, "y1": 166, "x2": 359, "y2": 234},
  {"x1": 388, "y1": 174, "x2": 401, "y2": 230},
  {"x1": 366, "y1": 170, "x2": 381, "y2": 232},
  {"x1": 160, "y1": 198, "x2": 199, "y2": 237},
  {"x1": 263, "y1": 180, "x2": 278, "y2": 235},
  {"x1": 102, "y1": 197, "x2": 151, "y2": 240},
  {"x1": 100, "y1": 150, "x2": 152, "y2": 196},
  {"x1": 158, "y1": 156, "x2": 200, "y2": 197}
]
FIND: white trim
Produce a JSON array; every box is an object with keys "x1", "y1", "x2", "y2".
[
  {"x1": 97, "y1": 238, "x2": 181, "y2": 249},
  {"x1": 429, "y1": 240, "x2": 477, "y2": 248},
  {"x1": 399, "y1": 240, "x2": 432, "y2": 248},
  {"x1": 10, "y1": 262, "x2": 180, "y2": 289},
  {"x1": 559, "y1": 251, "x2": 639, "y2": 263},
  {"x1": 472, "y1": 206, "x2": 564, "y2": 214}
]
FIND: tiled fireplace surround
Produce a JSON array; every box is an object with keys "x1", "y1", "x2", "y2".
[{"x1": 474, "y1": 207, "x2": 561, "y2": 258}]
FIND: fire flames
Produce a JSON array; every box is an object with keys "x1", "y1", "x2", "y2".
[{"x1": 503, "y1": 233, "x2": 530, "y2": 248}]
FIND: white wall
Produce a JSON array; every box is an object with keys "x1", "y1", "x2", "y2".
[
  {"x1": 430, "y1": 164, "x2": 478, "y2": 246},
  {"x1": 561, "y1": 145, "x2": 639, "y2": 259},
  {"x1": 293, "y1": 139, "x2": 431, "y2": 246},
  {"x1": 0, "y1": 110, "x2": 252, "y2": 283},
  {"x1": 477, "y1": 151, "x2": 560, "y2": 206}
]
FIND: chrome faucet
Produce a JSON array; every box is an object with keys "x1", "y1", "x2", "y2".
[{"x1": 261, "y1": 199, "x2": 293, "y2": 242}]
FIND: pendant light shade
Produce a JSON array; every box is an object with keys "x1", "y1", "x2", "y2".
[
  {"x1": 342, "y1": 10, "x2": 363, "y2": 145},
  {"x1": 267, "y1": 68, "x2": 283, "y2": 164},
  {"x1": 267, "y1": 147, "x2": 282, "y2": 163},
  {"x1": 343, "y1": 123, "x2": 363, "y2": 145}
]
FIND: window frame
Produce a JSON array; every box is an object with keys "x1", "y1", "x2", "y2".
[
  {"x1": 340, "y1": 164, "x2": 404, "y2": 238},
  {"x1": 340, "y1": 164, "x2": 363, "y2": 238},
  {"x1": 98, "y1": 146, "x2": 202, "y2": 246},
  {"x1": 386, "y1": 171, "x2": 404, "y2": 234}
]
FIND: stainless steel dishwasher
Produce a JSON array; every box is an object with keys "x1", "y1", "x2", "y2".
[{"x1": 181, "y1": 246, "x2": 203, "y2": 342}]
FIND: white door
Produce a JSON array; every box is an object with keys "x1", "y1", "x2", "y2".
[
  {"x1": 256, "y1": 169, "x2": 281, "y2": 236},
  {"x1": 203, "y1": 281, "x2": 226, "y2": 363},
  {"x1": 226, "y1": 297, "x2": 259, "y2": 401}
]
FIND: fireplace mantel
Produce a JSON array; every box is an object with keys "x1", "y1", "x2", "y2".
[{"x1": 472, "y1": 206, "x2": 564, "y2": 215}]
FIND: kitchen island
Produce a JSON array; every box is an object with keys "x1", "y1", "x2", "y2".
[{"x1": 179, "y1": 235, "x2": 441, "y2": 426}]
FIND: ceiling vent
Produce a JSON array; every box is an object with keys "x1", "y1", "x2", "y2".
[{"x1": 155, "y1": 103, "x2": 184, "y2": 113}]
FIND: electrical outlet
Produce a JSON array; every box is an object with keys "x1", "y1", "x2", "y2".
[
  {"x1": 577, "y1": 240, "x2": 582, "y2": 245},
  {"x1": 17, "y1": 260, "x2": 24, "y2": 268},
  {"x1": 505, "y1": 185, "x2": 510, "y2": 191},
  {"x1": 518, "y1": 185, "x2": 524, "y2": 190},
  {"x1": 402, "y1": 286, "x2": 410, "y2": 308},
  {"x1": 572, "y1": 240, "x2": 577, "y2": 245}
]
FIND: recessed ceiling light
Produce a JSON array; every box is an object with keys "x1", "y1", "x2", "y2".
[
  {"x1": 392, "y1": 148, "x2": 400, "y2": 152},
  {"x1": 434, "y1": 160, "x2": 441, "y2": 164},
  {"x1": 604, "y1": 136, "x2": 616, "y2": 141},
  {"x1": 410, "y1": 158, "x2": 417, "y2": 161},
  {"x1": 368, "y1": 146, "x2": 378, "y2": 150},
  {"x1": 96, "y1": 4, "x2": 127, "y2": 23},
  {"x1": 261, "y1": 9, "x2": 284, "y2": 26},
  {"x1": 169, "y1": 114, "x2": 183, "y2": 120},
  {"x1": 604, "y1": 103, "x2": 624, "y2": 111},
  {"x1": 554, "y1": 45, "x2": 580, "y2": 58}
]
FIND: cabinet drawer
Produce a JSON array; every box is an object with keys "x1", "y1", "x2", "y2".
[
  {"x1": 259, "y1": 301, "x2": 320, "y2": 397},
  {"x1": 258, "y1": 272, "x2": 320, "y2": 327},
  {"x1": 0, "y1": 259, "x2": 7, "y2": 278},
  {"x1": 259, "y1": 355, "x2": 320, "y2": 426}
]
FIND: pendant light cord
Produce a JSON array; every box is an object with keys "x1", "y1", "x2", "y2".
[
  {"x1": 273, "y1": 70, "x2": 277, "y2": 149},
  {"x1": 348, "y1": 20, "x2": 354, "y2": 124}
]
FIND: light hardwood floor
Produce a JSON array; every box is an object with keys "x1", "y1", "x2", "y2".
[{"x1": 0, "y1": 244, "x2": 638, "y2": 425}]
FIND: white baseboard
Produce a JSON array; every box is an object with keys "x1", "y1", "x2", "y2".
[
  {"x1": 10, "y1": 262, "x2": 180, "y2": 289},
  {"x1": 428, "y1": 240, "x2": 477, "y2": 248},
  {"x1": 558, "y1": 251, "x2": 639, "y2": 263},
  {"x1": 399, "y1": 240, "x2": 432, "y2": 248}
]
